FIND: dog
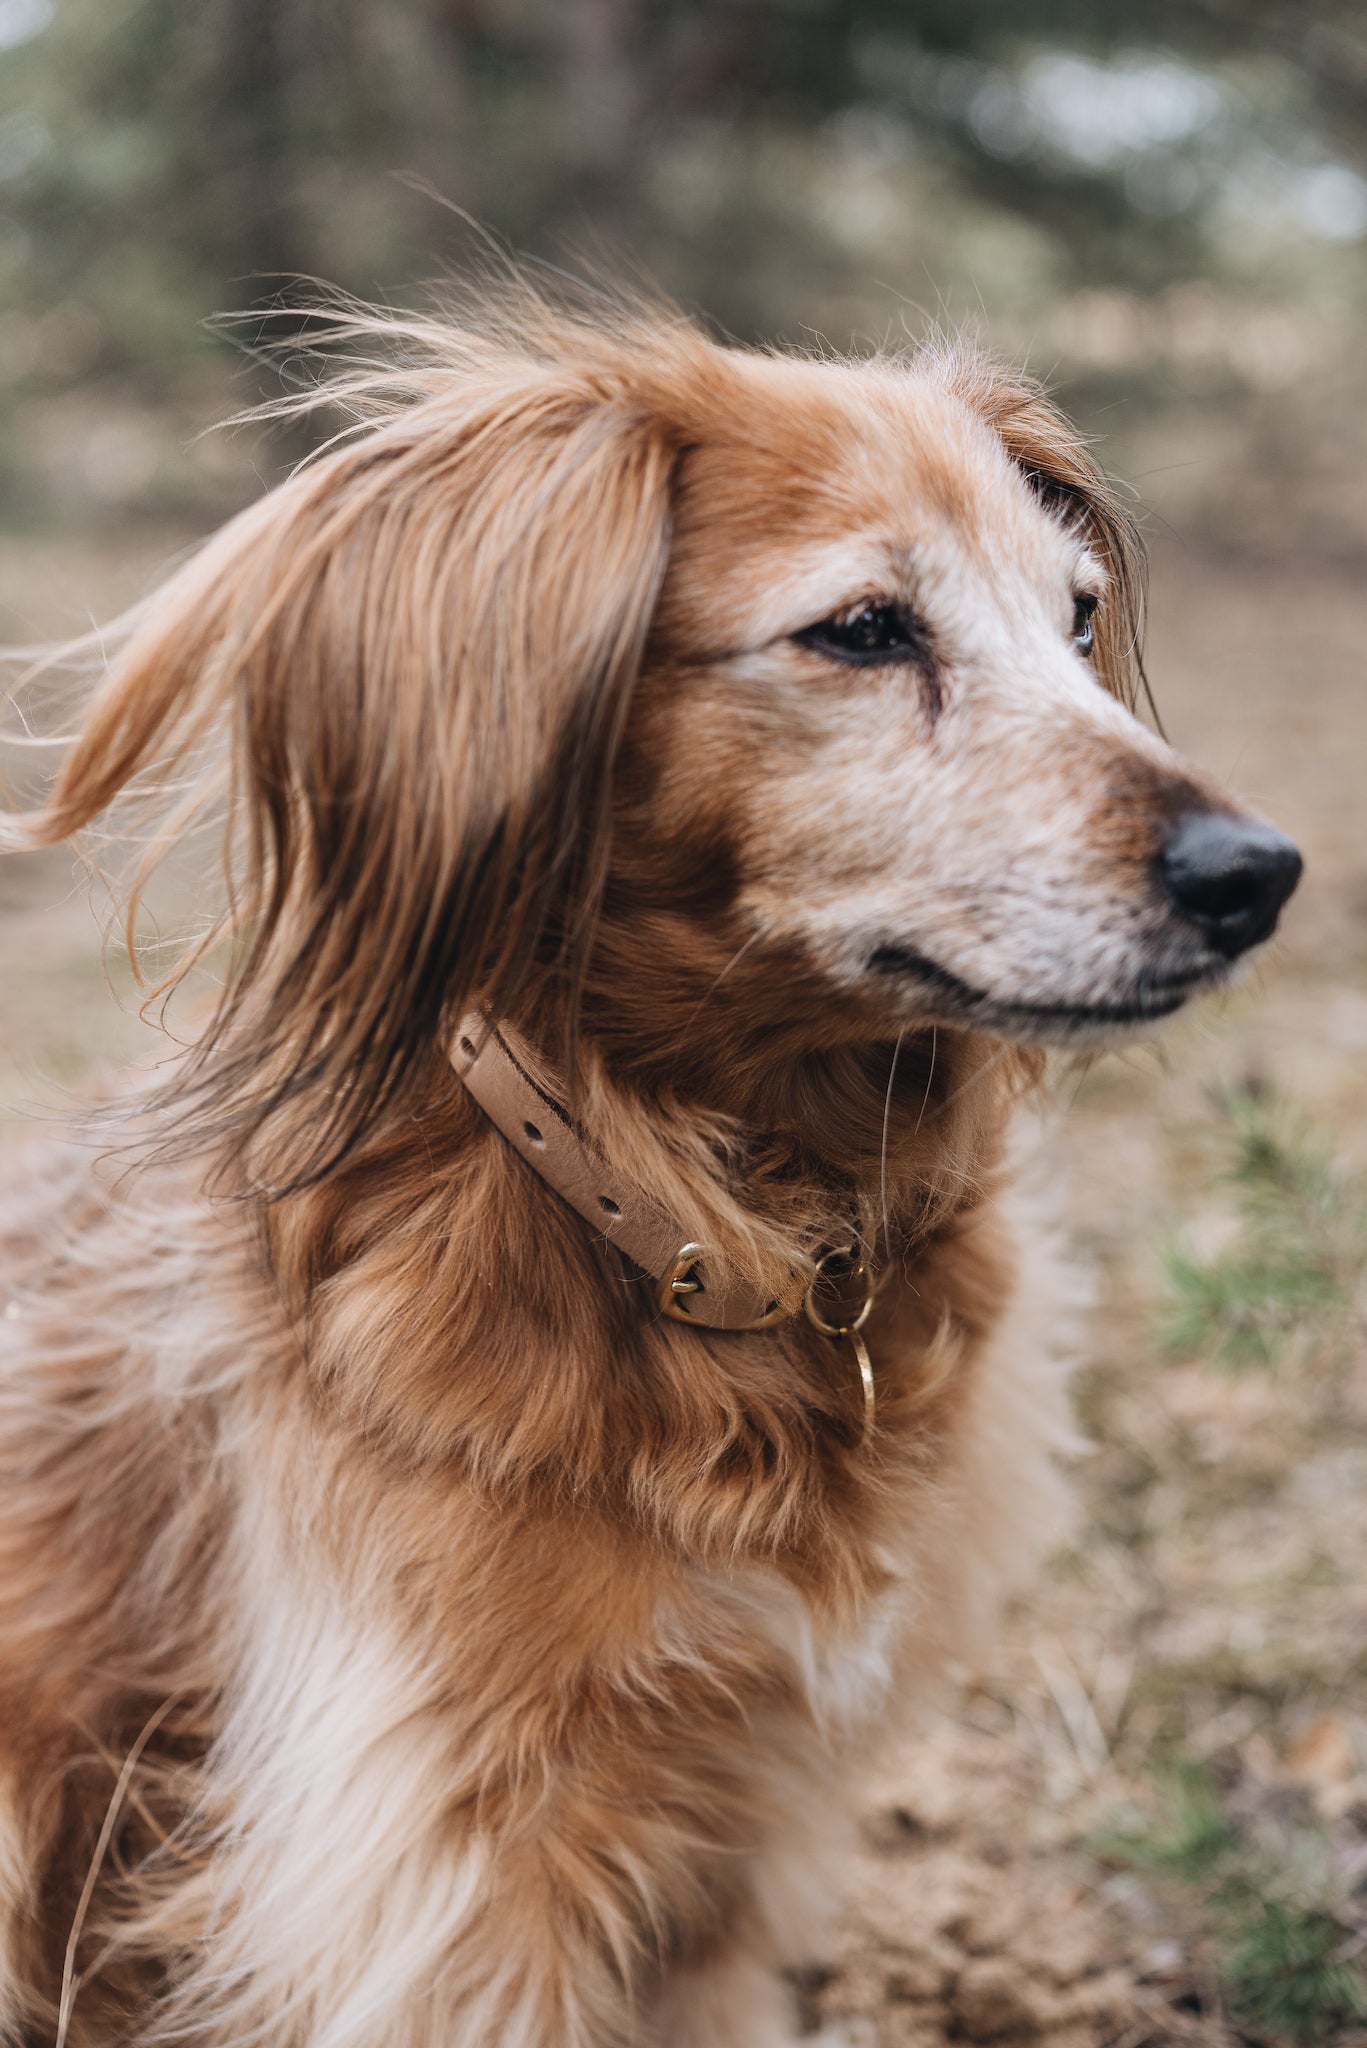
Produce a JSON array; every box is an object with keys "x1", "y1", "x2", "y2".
[{"x1": 0, "y1": 284, "x2": 1300, "y2": 2047}]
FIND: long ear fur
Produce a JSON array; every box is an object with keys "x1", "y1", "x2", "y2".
[
  {"x1": 940, "y1": 352, "x2": 1152, "y2": 719},
  {"x1": 2, "y1": 300, "x2": 680, "y2": 1191}
]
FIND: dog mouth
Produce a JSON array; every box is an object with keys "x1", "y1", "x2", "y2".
[{"x1": 867, "y1": 943, "x2": 1222, "y2": 1039}]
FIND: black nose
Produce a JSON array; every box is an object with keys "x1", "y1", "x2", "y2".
[{"x1": 1160, "y1": 812, "x2": 1302, "y2": 957}]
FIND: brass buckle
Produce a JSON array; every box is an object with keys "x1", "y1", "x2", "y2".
[
  {"x1": 659, "y1": 1242, "x2": 708, "y2": 1322},
  {"x1": 658, "y1": 1244, "x2": 786, "y2": 1330}
]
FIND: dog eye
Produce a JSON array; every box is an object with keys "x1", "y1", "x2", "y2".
[
  {"x1": 1072, "y1": 593, "x2": 1098, "y2": 656},
  {"x1": 795, "y1": 600, "x2": 925, "y2": 666}
]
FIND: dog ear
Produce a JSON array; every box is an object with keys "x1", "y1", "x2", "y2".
[
  {"x1": 943, "y1": 354, "x2": 1149, "y2": 714},
  {"x1": 10, "y1": 339, "x2": 679, "y2": 1191}
]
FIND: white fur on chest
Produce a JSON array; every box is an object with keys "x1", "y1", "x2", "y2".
[{"x1": 683, "y1": 1554, "x2": 909, "y2": 1747}]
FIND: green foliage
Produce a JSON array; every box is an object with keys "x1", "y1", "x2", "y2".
[
  {"x1": 1, "y1": 0, "x2": 1365, "y2": 530},
  {"x1": 1163, "y1": 1243, "x2": 1341, "y2": 1369},
  {"x1": 1098, "y1": 1759, "x2": 1239, "y2": 1882},
  {"x1": 1100, "y1": 1760, "x2": 1367, "y2": 2044},
  {"x1": 1230, "y1": 1899, "x2": 1367, "y2": 2043},
  {"x1": 1161, "y1": 1088, "x2": 1363, "y2": 1372}
]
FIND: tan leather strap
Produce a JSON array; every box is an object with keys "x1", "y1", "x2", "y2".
[{"x1": 451, "y1": 1013, "x2": 788, "y2": 1331}]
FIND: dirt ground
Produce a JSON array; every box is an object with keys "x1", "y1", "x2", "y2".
[{"x1": 2, "y1": 533, "x2": 1366, "y2": 2045}]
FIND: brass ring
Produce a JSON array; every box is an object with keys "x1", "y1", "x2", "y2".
[{"x1": 803, "y1": 1244, "x2": 874, "y2": 1338}]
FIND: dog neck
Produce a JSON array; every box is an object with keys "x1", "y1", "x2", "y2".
[
  {"x1": 451, "y1": 1011, "x2": 821, "y2": 1330},
  {"x1": 256, "y1": 997, "x2": 1032, "y2": 1494},
  {"x1": 449, "y1": 996, "x2": 1031, "y2": 1330}
]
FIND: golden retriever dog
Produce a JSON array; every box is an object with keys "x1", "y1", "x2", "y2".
[{"x1": 0, "y1": 285, "x2": 1300, "y2": 2047}]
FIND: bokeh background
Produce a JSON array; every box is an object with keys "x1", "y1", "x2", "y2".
[{"x1": 2, "y1": 5, "x2": 1366, "y2": 2043}]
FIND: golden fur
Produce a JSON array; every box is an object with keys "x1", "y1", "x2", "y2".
[{"x1": 0, "y1": 285, "x2": 1274, "y2": 2045}]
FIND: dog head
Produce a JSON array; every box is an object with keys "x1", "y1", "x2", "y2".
[
  {"x1": 603, "y1": 341, "x2": 1300, "y2": 1071},
  {"x1": 12, "y1": 288, "x2": 1300, "y2": 1186}
]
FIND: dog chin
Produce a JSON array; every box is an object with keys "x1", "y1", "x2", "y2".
[
  {"x1": 866, "y1": 941, "x2": 1230, "y2": 1048},
  {"x1": 982, "y1": 986, "x2": 1205, "y2": 1049}
]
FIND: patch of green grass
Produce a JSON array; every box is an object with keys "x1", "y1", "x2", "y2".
[
  {"x1": 1098, "y1": 1761, "x2": 1367, "y2": 2045},
  {"x1": 1097, "y1": 1759, "x2": 1239, "y2": 1882},
  {"x1": 1229, "y1": 1899, "x2": 1367, "y2": 2043},
  {"x1": 1161, "y1": 1087, "x2": 1363, "y2": 1372},
  {"x1": 1163, "y1": 1244, "x2": 1341, "y2": 1369}
]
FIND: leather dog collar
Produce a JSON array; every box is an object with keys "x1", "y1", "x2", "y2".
[
  {"x1": 451, "y1": 1012, "x2": 788, "y2": 1330},
  {"x1": 450, "y1": 1012, "x2": 878, "y2": 1438}
]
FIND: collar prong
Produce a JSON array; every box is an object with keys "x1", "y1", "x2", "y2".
[{"x1": 660, "y1": 1244, "x2": 708, "y2": 1322}]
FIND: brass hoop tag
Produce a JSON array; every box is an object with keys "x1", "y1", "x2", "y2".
[
  {"x1": 846, "y1": 1329, "x2": 876, "y2": 1444},
  {"x1": 804, "y1": 1246, "x2": 876, "y2": 1443},
  {"x1": 658, "y1": 1245, "x2": 786, "y2": 1330}
]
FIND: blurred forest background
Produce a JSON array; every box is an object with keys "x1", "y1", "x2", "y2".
[
  {"x1": 3, "y1": 5, "x2": 1367, "y2": 2045},
  {"x1": 0, "y1": 0, "x2": 1365, "y2": 555}
]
